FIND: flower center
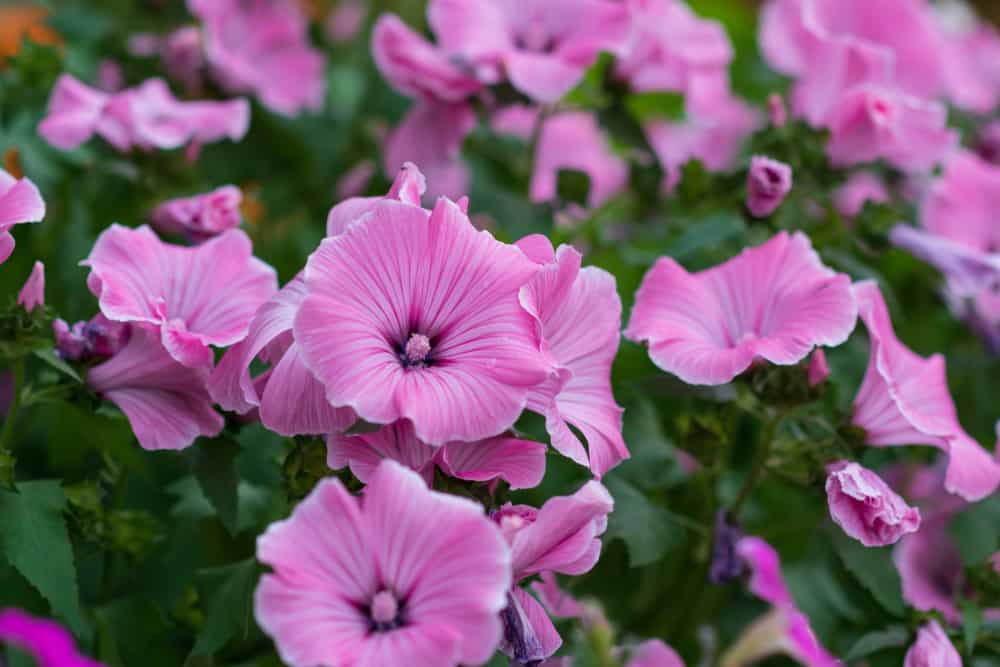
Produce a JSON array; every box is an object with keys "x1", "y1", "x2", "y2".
[
  {"x1": 369, "y1": 590, "x2": 402, "y2": 632},
  {"x1": 401, "y1": 333, "x2": 432, "y2": 368},
  {"x1": 866, "y1": 96, "x2": 896, "y2": 127}
]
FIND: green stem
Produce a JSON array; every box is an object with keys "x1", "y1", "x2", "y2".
[
  {"x1": 730, "y1": 409, "x2": 785, "y2": 517},
  {"x1": 0, "y1": 359, "x2": 25, "y2": 453}
]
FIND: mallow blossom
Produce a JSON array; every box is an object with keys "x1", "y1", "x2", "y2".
[
  {"x1": 625, "y1": 231, "x2": 857, "y2": 386},
  {"x1": 255, "y1": 460, "x2": 511, "y2": 667},
  {"x1": 293, "y1": 196, "x2": 548, "y2": 445},
  {"x1": 903, "y1": 621, "x2": 961, "y2": 667},
  {"x1": 825, "y1": 461, "x2": 921, "y2": 547},
  {"x1": 84, "y1": 225, "x2": 277, "y2": 369},
  {"x1": 0, "y1": 167, "x2": 45, "y2": 264},
  {"x1": 151, "y1": 186, "x2": 243, "y2": 242},
  {"x1": 894, "y1": 517, "x2": 967, "y2": 624},
  {"x1": 326, "y1": 161, "x2": 429, "y2": 237},
  {"x1": 833, "y1": 171, "x2": 889, "y2": 220},
  {"x1": 746, "y1": 155, "x2": 793, "y2": 218},
  {"x1": 0, "y1": 608, "x2": 104, "y2": 667},
  {"x1": 852, "y1": 280, "x2": 1000, "y2": 502},
  {"x1": 627, "y1": 640, "x2": 685, "y2": 667},
  {"x1": 16, "y1": 261, "x2": 44, "y2": 312}
]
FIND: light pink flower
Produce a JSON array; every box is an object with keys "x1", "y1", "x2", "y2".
[
  {"x1": 937, "y1": 16, "x2": 1000, "y2": 115},
  {"x1": 517, "y1": 236, "x2": 628, "y2": 477},
  {"x1": 385, "y1": 102, "x2": 476, "y2": 202},
  {"x1": 255, "y1": 460, "x2": 511, "y2": 667},
  {"x1": 627, "y1": 640, "x2": 685, "y2": 667},
  {"x1": 833, "y1": 171, "x2": 889, "y2": 219},
  {"x1": 904, "y1": 621, "x2": 961, "y2": 667},
  {"x1": 0, "y1": 168, "x2": 45, "y2": 264},
  {"x1": 529, "y1": 112, "x2": 628, "y2": 209},
  {"x1": 88, "y1": 325, "x2": 223, "y2": 451},
  {"x1": 746, "y1": 155, "x2": 793, "y2": 218},
  {"x1": 807, "y1": 349, "x2": 829, "y2": 386},
  {"x1": 189, "y1": 0, "x2": 325, "y2": 116},
  {"x1": 625, "y1": 231, "x2": 857, "y2": 386},
  {"x1": 209, "y1": 277, "x2": 356, "y2": 436},
  {"x1": 894, "y1": 519, "x2": 965, "y2": 624},
  {"x1": 852, "y1": 280, "x2": 1000, "y2": 501},
  {"x1": 372, "y1": 14, "x2": 482, "y2": 102},
  {"x1": 531, "y1": 571, "x2": 584, "y2": 619},
  {"x1": 17, "y1": 261, "x2": 44, "y2": 312},
  {"x1": 327, "y1": 420, "x2": 546, "y2": 490},
  {"x1": 825, "y1": 461, "x2": 921, "y2": 547},
  {"x1": 327, "y1": 0, "x2": 366, "y2": 43},
  {"x1": 151, "y1": 185, "x2": 242, "y2": 242},
  {"x1": 922, "y1": 150, "x2": 1000, "y2": 253},
  {"x1": 0, "y1": 608, "x2": 104, "y2": 667},
  {"x1": 327, "y1": 161, "x2": 427, "y2": 237},
  {"x1": 824, "y1": 84, "x2": 956, "y2": 172},
  {"x1": 336, "y1": 160, "x2": 377, "y2": 200},
  {"x1": 427, "y1": 0, "x2": 630, "y2": 103},
  {"x1": 294, "y1": 197, "x2": 547, "y2": 445},
  {"x1": 37, "y1": 74, "x2": 114, "y2": 151},
  {"x1": 84, "y1": 225, "x2": 277, "y2": 369},
  {"x1": 162, "y1": 26, "x2": 205, "y2": 94}
]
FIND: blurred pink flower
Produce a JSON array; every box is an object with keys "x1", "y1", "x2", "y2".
[
  {"x1": 746, "y1": 155, "x2": 793, "y2": 218},
  {"x1": 96, "y1": 59, "x2": 124, "y2": 92},
  {"x1": 627, "y1": 640, "x2": 685, "y2": 667},
  {"x1": 327, "y1": 161, "x2": 427, "y2": 237},
  {"x1": 84, "y1": 225, "x2": 277, "y2": 369},
  {"x1": 768, "y1": 93, "x2": 787, "y2": 127},
  {"x1": 904, "y1": 621, "x2": 961, "y2": 667},
  {"x1": 937, "y1": 16, "x2": 1000, "y2": 114},
  {"x1": 807, "y1": 349, "x2": 829, "y2": 386},
  {"x1": 162, "y1": 27, "x2": 205, "y2": 94},
  {"x1": 384, "y1": 102, "x2": 475, "y2": 202},
  {"x1": 0, "y1": 167, "x2": 45, "y2": 264},
  {"x1": 151, "y1": 185, "x2": 242, "y2": 242},
  {"x1": 0, "y1": 608, "x2": 104, "y2": 667},
  {"x1": 894, "y1": 518, "x2": 965, "y2": 623},
  {"x1": 852, "y1": 280, "x2": 1000, "y2": 501},
  {"x1": 327, "y1": 0, "x2": 366, "y2": 43},
  {"x1": 16, "y1": 260, "x2": 44, "y2": 312},
  {"x1": 189, "y1": 0, "x2": 324, "y2": 116},
  {"x1": 335, "y1": 160, "x2": 376, "y2": 200},
  {"x1": 922, "y1": 151, "x2": 1000, "y2": 253},
  {"x1": 825, "y1": 460, "x2": 921, "y2": 547},
  {"x1": 294, "y1": 197, "x2": 547, "y2": 445},
  {"x1": 833, "y1": 171, "x2": 889, "y2": 219},
  {"x1": 327, "y1": 419, "x2": 546, "y2": 490},
  {"x1": 88, "y1": 325, "x2": 223, "y2": 451},
  {"x1": 517, "y1": 235, "x2": 628, "y2": 477},
  {"x1": 625, "y1": 231, "x2": 857, "y2": 385},
  {"x1": 255, "y1": 460, "x2": 511, "y2": 667}
]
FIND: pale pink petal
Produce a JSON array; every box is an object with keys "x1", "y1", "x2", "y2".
[
  {"x1": 427, "y1": 0, "x2": 513, "y2": 58},
  {"x1": 326, "y1": 421, "x2": 438, "y2": 485},
  {"x1": 894, "y1": 523, "x2": 963, "y2": 624},
  {"x1": 38, "y1": 74, "x2": 109, "y2": 150},
  {"x1": 904, "y1": 621, "x2": 961, "y2": 667},
  {"x1": 505, "y1": 51, "x2": 591, "y2": 104},
  {"x1": 441, "y1": 436, "x2": 546, "y2": 489},
  {"x1": 0, "y1": 170, "x2": 46, "y2": 229},
  {"x1": 259, "y1": 344, "x2": 357, "y2": 436},
  {"x1": 834, "y1": 171, "x2": 889, "y2": 219},
  {"x1": 921, "y1": 150, "x2": 1000, "y2": 253},
  {"x1": 17, "y1": 261, "x2": 45, "y2": 312},
  {"x1": 825, "y1": 461, "x2": 921, "y2": 547},
  {"x1": 627, "y1": 639, "x2": 685, "y2": 667},
  {"x1": 326, "y1": 162, "x2": 427, "y2": 237},
  {"x1": 736, "y1": 536, "x2": 794, "y2": 608},
  {"x1": 355, "y1": 624, "x2": 462, "y2": 667}
]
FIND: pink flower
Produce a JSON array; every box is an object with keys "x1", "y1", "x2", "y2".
[
  {"x1": 88, "y1": 325, "x2": 223, "y2": 451},
  {"x1": 0, "y1": 167, "x2": 45, "y2": 264},
  {"x1": 625, "y1": 231, "x2": 857, "y2": 386},
  {"x1": 96, "y1": 59, "x2": 125, "y2": 92},
  {"x1": 189, "y1": 0, "x2": 325, "y2": 116},
  {"x1": 209, "y1": 277, "x2": 356, "y2": 436},
  {"x1": 529, "y1": 112, "x2": 628, "y2": 209},
  {"x1": 807, "y1": 349, "x2": 829, "y2": 386},
  {"x1": 427, "y1": 0, "x2": 630, "y2": 103},
  {"x1": 724, "y1": 537, "x2": 838, "y2": 667},
  {"x1": 336, "y1": 160, "x2": 377, "y2": 200},
  {"x1": 255, "y1": 459, "x2": 511, "y2": 667},
  {"x1": 372, "y1": 14, "x2": 482, "y2": 102},
  {"x1": 922, "y1": 150, "x2": 1000, "y2": 253},
  {"x1": 0, "y1": 608, "x2": 104, "y2": 667},
  {"x1": 852, "y1": 280, "x2": 1000, "y2": 501},
  {"x1": 84, "y1": 225, "x2": 277, "y2": 369},
  {"x1": 384, "y1": 102, "x2": 476, "y2": 202},
  {"x1": 627, "y1": 640, "x2": 685, "y2": 667},
  {"x1": 517, "y1": 236, "x2": 628, "y2": 477},
  {"x1": 937, "y1": 17, "x2": 1000, "y2": 115},
  {"x1": 904, "y1": 621, "x2": 961, "y2": 667},
  {"x1": 894, "y1": 520, "x2": 965, "y2": 624},
  {"x1": 746, "y1": 155, "x2": 793, "y2": 218},
  {"x1": 327, "y1": 161, "x2": 427, "y2": 237},
  {"x1": 151, "y1": 186, "x2": 243, "y2": 242},
  {"x1": 327, "y1": 420, "x2": 546, "y2": 490},
  {"x1": 37, "y1": 74, "x2": 114, "y2": 151},
  {"x1": 824, "y1": 84, "x2": 956, "y2": 172},
  {"x1": 327, "y1": 0, "x2": 366, "y2": 43},
  {"x1": 17, "y1": 261, "x2": 44, "y2": 312},
  {"x1": 531, "y1": 572, "x2": 584, "y2": 619},
  {"x1": 833, "y1": 171, "x2": 889, "y2": 219},
  {"x1": 825, "y1": 461, "x2": 921, "y2": 547},
  {"x1": 294, "y1": 197, "x2": 547, "y2": 445},
  {"x1": 162, "y1": 26, "x2": 205, "y2": 94}
]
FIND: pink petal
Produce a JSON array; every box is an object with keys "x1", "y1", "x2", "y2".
[
  {"x1": 17, "y1": 261, "x2": 45, "y2": 312},
  {"x1": 505, "y1": 50, "x2": 589, "y2": 104},
  {"x1": 530, "y1": 571, "x2": 583, "y2": 619},
  {"x1": 627, "y1": 639, "x2": 685, "y2": 667},
  {"x1": 512, "y1": 587, "x2": 563, "y2": 659},
  {"x1": 38, "y1": 74, "x2": 109, "y2": 151},
  {"x1": 894, "y1": 523, "x2": 963, "y2": 624},
  {"x1": 0, "y1": 608, "x2": 104, "y2": 667},
  {"x1": 736, "y1": 536, "x2": 794, "y2": 608},
  {"x1": 825, "y1": 461, "x2": 921, "y2": 547},
  {"x1": 441, "y1": 436, "x2": 547, "y2": 490},
  {"x1": 326, "y1": 421, "x2": 439, "y2": 484},
  {"x1": 904, "y1": 621, "x2": 962, "y2": 667},
  {"x1": 384, "y1": 102, "x2": 475, "y2": 201}
]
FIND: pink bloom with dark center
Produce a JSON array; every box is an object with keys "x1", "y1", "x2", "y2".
[
  {"x1": 84, "y1": 225, "x2": 278, "y2": 369},
  {"x1": 294, "y1": 197, "x2": 547, "y2": 445},
  {"x1": 88, "y1": 325, "x2": 223, "y2": 451},
  {"x1": 746, "y1": 155, "x2": 793, "y2": 218},
  {"x1": 904, "y1": 621, "x2": 961, "y2": 667},
  {"x1": 0, "y1": 167, "x2": 45, "y2": 265},
  {"x1": 0, "y1": 608, "x2": 104, "y2": 667},
  {"x1": 825, "y1": 460, "x2": 921, "y2": 547},
  {"x1": 151, "y1": 185, "x2": 242, "y2": 242},
  {"x1": 384, "y1": 102, "x2": 476, "y2": 202},
  {"x1": 625, "y1": 231, "x2": 857, "y2": 386},
  {"x1": 833, "y1": 171, "x2": 889, "y2": 219},
  {"x1": 852, "y1": 280, "x2": 1000, "y2": 501},
  {"x1": 255, "y1": 460, "x2": 511, "y2": 667},
  {"x1": 17, "y1": 261, "x2": 44, "y2": 312}
]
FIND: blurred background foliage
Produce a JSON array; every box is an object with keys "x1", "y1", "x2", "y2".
[{"x1": 1, "y1": 1, "x2": 999, "y2": 666}]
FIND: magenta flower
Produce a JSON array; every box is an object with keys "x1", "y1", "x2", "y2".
[
  {"x1": 384, "y1": 102, "x2": 476, "y2": 202},
  {"x1": 825, "y1": 461, "x2": 921, "y2": 547},
  {"x1": 84, "y1": 225, "x2": 277, "y2": 369},
  {"x1": 625, "y1": 231, "x2": 857, "y2": 386},
  {"x1": 427, "y1": 0, "x2": 630, "y2": 103},
  {"x1": 327, "y1": 420, "x2": 546, "y2": 490},
  {"x1": 54, "y1": 313, "x2": 130, "y2": 362},
  {"x1": 627, "y1": 640, "x2": 685, "y2": 667},
  {"x1": 833, "y1": 171, "x2": 889, "y2": 220},
  {"x1": 17, "y1": 261, "x2": 44, "y2": 312},
  {"x1": 852, "y1": 280, "x2": 1000, "y2": 501},
  {"x1": 0, "y1": 608, "x2": 104, "y2": 667},
  {"x1": 37, "y1": 74, "x2": 115, "y2": 151},
  {"x1": 904, "y1": 621, "x2": 961, "y2": 667},
  {"x1": 936, "y1": 19, "x2": 1000, "y2": 115},
  {"x1": 746, "y1": 155, "x2": 793, "y2": 218},
  {"x1": 88, "y1": 325, "x2": 223, "y2": 451},
  {"x1": 189, "y1": 0, "x2": 325, "y2": 116},
  {"x1": 894, "y1": 519, "x2": 966, "y2": 624},
  {"x1": 327, "y1": 161, "x2": 427, "y2": 237},
  {"x1": 151, "y1": 185, "x2": 242, "y2": 242},
  {"x1": 517, "y1": 236, "x2": 628, "y2": 477},
  {"x1": 255, "y1": 460, "x2": 511, "y2": 667},
  {"x1": 922, "y1": 150, "x2": 1000, "y2": 253},
  {"x1": 0, "y1": 167, "x2": 45, "y2": 265},
  {"x1": 294, "y1": 197, "x2": 547, "y2": 445},
  {"x1": 209, "y1": 277, "x2": 356, "y2": 437}
]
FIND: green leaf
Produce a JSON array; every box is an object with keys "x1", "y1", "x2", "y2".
[
  {"x1": 187, "y1": 438, "x2": 241, "y2": 535},
  {"x1": 556, "y1": 169, "x2": 592, "y2": 207},
  {"x1": 192, "y1": 559, "x2": 259, "y2": 656},
  {"x1": 0, "y1": 481, "x2": 83, "y2": 633},
  {"x1": 960, "y1": 599, "x2": 982, "y2": 658},
  {"x1": 32, "y1": 347, "x2": 82, "y2": 383},
  {"x1": 665, "y1": 213, "x2": 746, "y2": 261},
  {"x1": 831, "y1": 530, "x2": 905, "y2": 616},
  {"x1": 626, "y1": 91, "x2": 686, "y2": 122},
  {"x1": 604, "y1": 477, "x2": 678, "y2": 567},
  {"x1": 949, "y1": 496, "x2": 1000, "y2": 566},
  {"x1": 96, "y1": 595, "x2": 183, "y2": 667},
  {"x1": 844, "y1": 626, "x2": 909, "y2": 661}
]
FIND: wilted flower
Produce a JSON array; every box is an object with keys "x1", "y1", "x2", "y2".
[{"x1": 825, "y1": 461, "x2": 921, "y2": 547}]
